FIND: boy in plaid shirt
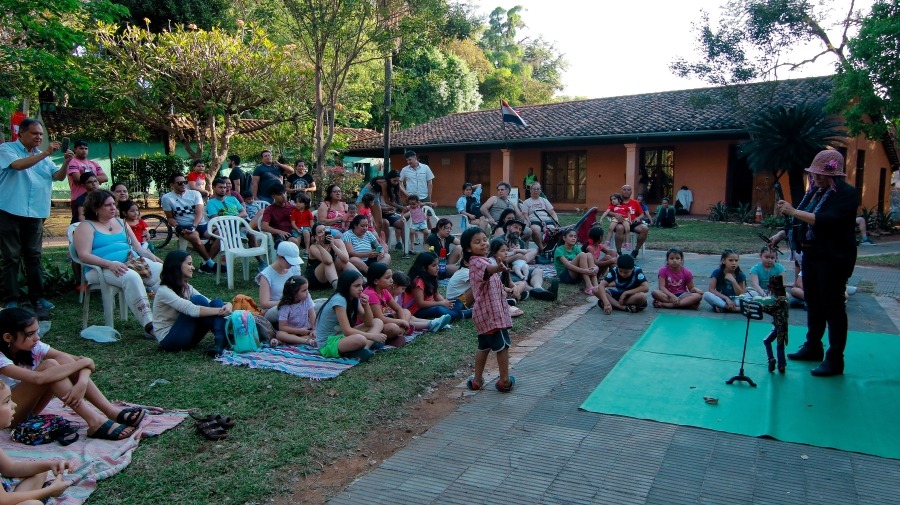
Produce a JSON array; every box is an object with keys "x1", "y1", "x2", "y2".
[{"x1": 461, "y1": 227, "x2": 516, "y2": 392}]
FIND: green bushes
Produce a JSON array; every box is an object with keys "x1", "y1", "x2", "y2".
[
  {"x1": 707, "y1": 201, "x2": 759, "y2": 224},
  {"x1": 111, "y1": 154, "x2": 185, "y2": 207}
]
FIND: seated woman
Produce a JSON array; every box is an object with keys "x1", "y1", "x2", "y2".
[
  {"x1": 0, "y1": 307, "x2": 146, "y2": 441},
  {"x1": 456, "y1": 183, "x2": 487, "y2": 230},
  {"x1": 258, "y1": 241, "x2": 304, "y2": 323},
  {"x1": 315, "y1": 270, "x2": 387, "y2": 362},
  {"x1": 316, "y1": 184, "x2": 349, "y2": 233},
  {"x1": 400, "y1": 253, "x2": 467, "y2": 321},
  {"x1": 342, "y1": 215, "x2": 390, "y2": 274},
  {"x1": 554, "y1": 229, "x2": 599, "y2": 294},
  {"x1": 306, "y1": 223, "x2": 351, "y2": 291},
  {"x1": 153, "y1": 250, "x2": 232, "y2": 356},
  {"x1": 73, "y1": 190, "x2": 163, "y2": 339},
  {"x1": 425, "y1": 218, "x2": 462, "y2": 278}
]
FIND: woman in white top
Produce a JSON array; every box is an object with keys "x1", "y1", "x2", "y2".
[
  {"x1": 258, "y1": 241, "x2": 304, "y2": 323},
  {"x1": 73, "y1": 190, "x2": 162, "y2": 339},
  {"x1": 153, "y1": 250, "x2": 232, "y2": 356}
]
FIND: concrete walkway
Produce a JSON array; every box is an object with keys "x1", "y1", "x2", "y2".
[{"x1": 330, "y1": 248, "x2": 900, "y2": 505}]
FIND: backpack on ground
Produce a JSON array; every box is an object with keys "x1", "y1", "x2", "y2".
[{"x1": 225, "y1": 310, "x2": 261, "y2": 353}]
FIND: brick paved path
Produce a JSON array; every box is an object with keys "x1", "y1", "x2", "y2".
[{"x1": 331, "y1": 249, "x2": 900, "y2": 505}]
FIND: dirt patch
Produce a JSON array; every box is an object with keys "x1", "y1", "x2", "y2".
[{"x1": 271, "y1": 294, "x2": 586, "y2": 504}]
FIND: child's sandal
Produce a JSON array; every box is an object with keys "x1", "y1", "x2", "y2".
[
  {"x1": 495, "y1": 376, "x2": 516, "y2": 393},
  {"x1": 466, "y1": 375, "x2": 483, "y2": 391}
]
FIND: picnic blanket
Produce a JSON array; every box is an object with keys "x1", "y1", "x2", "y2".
[
  {"x1": 216, "y1": 331, "x2": 428, "y2": 379},
  {"x1": 0, "y1": 399, "x2": 187, "y2": 505}
]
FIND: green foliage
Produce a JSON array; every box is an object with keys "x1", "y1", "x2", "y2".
[
  {"x1": 90, "y1": 23, "x2": 312, "y2": 177},
  {"x1": 708, "y1": 201, "x2": 731, "y2": 222},
  {"x1": 831, "y1": 0, "x2": 900, "y2": 140},
  {"x1": 40, "y1": 257, "x2": 76, "y2": 298},
  {"x1": 111, "y1": 154, "x2": 186, "y2": 204},
  {"x1": 315, "y1": 166, "x2": 365, "y2": 202},
  {"x1": 114, "y1": 0, "x2": 234, "y2": 32},
  {"x1": 733, "y1": 202, "x2": 756, "y2": 224},
  {"x1": 874, "y1": 210, "x2": 895, "y2": 231},
  {"x1": 761, "y1": 215, "x2": 785, "y2": 230},
  {"x1": 739, "y1": 100, "x2": 846, "y2": 203}
]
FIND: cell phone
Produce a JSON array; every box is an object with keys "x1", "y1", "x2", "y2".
[{"x1": 61, "y1": 137, "x2": 70, "y2": 152}]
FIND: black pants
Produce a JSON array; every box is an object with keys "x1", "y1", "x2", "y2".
[
  {"x1": 802, "y1": 253, "x2": 853, "y2": 363},
  {"x1": 0, "y1": 209, "x2": 45, "y2": 303},
  {"x1": 656, "y1": 208, "x2": 676, "y2": 228}
]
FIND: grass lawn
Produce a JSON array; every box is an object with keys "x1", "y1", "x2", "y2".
[
  {"x1": 856, "y1": 253, "x2": 900, "y2": 268},
  {"x1": 36, "y1": 244, "x2": 589, "y2": 504},
  {"x1": 32, "y1": 214, "x2": 773, "y2": 503}
]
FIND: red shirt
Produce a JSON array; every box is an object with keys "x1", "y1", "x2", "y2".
[
  {"x1": 290, "y1": 208, "x2": 314, "y2": 228},
  {"x1": 262, "y1": 202, "x2": 296, "y2": 233},
  {"x1": 129, "y1": 219, "x2": 148, "y2": 242},
  {"x1": 400, "y1": 278, "x2": 431, "y2": 315},
  {"x1": 621, "y1": 199, "x2": 644, "y2": 220}
]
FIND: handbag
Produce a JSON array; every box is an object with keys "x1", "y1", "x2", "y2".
[{"x1": 126, "y1": 255, "x2": 151, "y2": 278}]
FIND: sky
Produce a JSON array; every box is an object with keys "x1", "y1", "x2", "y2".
[{"x1": 486, "y1": 0, "x2": 874, "y2": 99}]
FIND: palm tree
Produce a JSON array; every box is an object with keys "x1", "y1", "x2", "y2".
[{"x1": 739, "y1": 100, "x2": 846, "y2": 204}]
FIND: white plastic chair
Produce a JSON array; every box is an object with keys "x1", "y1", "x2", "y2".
[
  {"x1": 207, "y1": 216, "x2": 273, "y2": 289},
  {"x1": 251, "y1": 201, "x2": 277, "y2": 263},
  {"x1": 404, "y1": 205, "x2": 438, "y2": 255},
  {"x1": 67, "y1": 224, "x2": 128, "y2": 329}
]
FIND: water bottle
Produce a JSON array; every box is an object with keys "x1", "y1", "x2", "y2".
[{"x1": 438, "y1": 247, "x2": 447, "y2": 276}]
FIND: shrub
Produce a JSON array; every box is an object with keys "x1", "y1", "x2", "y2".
[
  {"x1": 315, "y1": 166, "x2": 365, "y2": 203},
  {"x1": 733, "y1": 202, "x2": 755, "y2": 224},
  {"x1": 112, "y1": 154, "x2": 186, "y2": 207},
  {"x1": 708, "y1": 201, "x2": 731, "y2": 222}
]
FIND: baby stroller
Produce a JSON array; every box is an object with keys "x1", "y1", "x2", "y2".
[{"x1": 537, "y1": 207, "x2": 598, "y2": 262}]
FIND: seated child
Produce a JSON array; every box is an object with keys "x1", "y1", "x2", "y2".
[
  {"x1": 651, "y1": 248, "x2": 703, "y2": 309},
  {"x1": 365, "y1": 263, "x2": 448, "y2": 343},
  {"x1": 0, "y1": 381, "x2": 73, "y2": 504},
  {"x1": 243, "y1": 191, "x2": 262, "y2": 229},
  {"x1": 314, "y1": 270, "x2": 387, "y2": 362},
  {"x1": 655, "y1": 198, "x2": 677, "y2": 228},
  {"x1": 403, "y1": 195, "x2": 428, "y2": 246},
  {"x1": 595, "y1": 254, "x2": 649, "y2": 314},
  {"x1": 273, "y1": 276, "x2": 317, "y2": 347},
  {"x1": 596, "y1": 193, "x2": 631, "y2": 244},
  {"x1": 290, "y1": 194, "x2": 314, "y2": 250},
  {"x1": 554, "y1": 229, "x2": 599, "y2": 294},
  {"x1": 582, "y1": 227, "x2": 617, "y2": 279},
  {"x1": 119, "y1": 199, "x2": 150, "y2": 249},
  {"x1": 748, "y1": 246, "x2": 785, "y2": 297},
  {"x1": 703, "y1": 250, "x2": 747, "y2": 313}
]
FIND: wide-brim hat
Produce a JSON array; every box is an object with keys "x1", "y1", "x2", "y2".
[
  {"x1": 805, "y1": 150, "x2": 846, "y2": 177},
  {"x1": 503, "y1": 218, "x2": 527, "y2": 232}
]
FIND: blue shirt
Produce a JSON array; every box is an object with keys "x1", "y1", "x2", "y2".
[
  {"x1": 206, "y1": 196, "x2": 244, "y2": 218},
  {"x1": 0, "y1": 140, "x2": 57, "y2": 218}
]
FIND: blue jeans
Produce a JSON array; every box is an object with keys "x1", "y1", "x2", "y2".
[
  {"x1": 159, "y1": 295, "x2": 226, "y2": 351},
  {"x1": 415, "y1": 299, "x2": 466, "y2": 321}
]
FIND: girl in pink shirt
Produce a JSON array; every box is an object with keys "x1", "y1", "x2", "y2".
[
  {"x1": 363, "y1": 263, "x2": 449, "y2": 347},
  {"x1": 652, "y1": 248, "x2": 703, "y2": 309}
]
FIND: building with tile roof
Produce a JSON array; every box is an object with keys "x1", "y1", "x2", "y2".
[{"x1": 347, "y1": 76, "x2": 897, "y2": 214}]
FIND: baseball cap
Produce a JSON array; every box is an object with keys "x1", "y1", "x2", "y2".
[{"x1": 276, "y1": 241, "x2": 303, "y2": 266}]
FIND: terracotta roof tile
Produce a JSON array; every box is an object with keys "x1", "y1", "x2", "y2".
[{"x1": 349, "y1": 77, "x2": 834, "y2": 151}]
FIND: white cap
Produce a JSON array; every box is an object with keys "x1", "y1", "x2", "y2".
[{"x1": 276, "y1": 241, "x2": 303, "y2": 266}]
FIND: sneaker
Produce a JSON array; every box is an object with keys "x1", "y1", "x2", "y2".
[
  {"x1": 519, "y1": 291, "x2": 530, "y2": 302},
  {"x1": 394, "y1": 242, "x2": 403, "y2": 251},
  {"x1": 36, "y1": 298, "x2": 55, "y2": 310},
  {"x1": 344, "y1": 348, "x2": 374, "y2": 362},
  {"x1": 861, "y1": 237, "x2": 876, "y2": 246},
  {"x1": 428, "y1": 318, "x2": 442, "y2": 332},
  {"x1": 810, "y1": 359, "x2": 843, "y2": 377},
  {"x1": 205, "y1": 345, "x2": 224, "y2": 358},
  {"x1": 198, "y1": 263, "x2": 216, "y2": 274},
  {"x1": 413, "y1": 238, "x2": 421, "y2": 246},
  {"x1": 631, "y1": 249, "x2": 640, "y2": 258},
  {"x1": 507, "y1": 298, "x2": 517, "y2": 307},
  {"x1": 549, "y1": 278, "x2": 560, "y2": 298},
  {"x1": 438, "y1": 314, "x2": 452, "y2": 330}
]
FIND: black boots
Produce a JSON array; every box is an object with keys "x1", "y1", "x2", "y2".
[{"x1": 787, "y1": 342, "x2": 824, "y2": 362}]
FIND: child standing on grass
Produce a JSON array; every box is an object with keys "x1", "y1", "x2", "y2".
[
  {"x1": 652, "y1": 248, "x2": 703, "y2": 309},
  {"x1": 462, "y1": 227, "x2": 516, "y2": 393},
  {"x1": 748, "y1": 246, "x2": 786, "y2": 297},
  {"x1": 703, "y1": 249, "x2": 747, "y2": 313},
  {"x1": 273, "y1": 276, "x2": 317, "y2": 347},
  {"x1": 404, "y1": 195, "x2": 429, "y2": 246},
  {"x1": 0, "y1": 381, "x2": 73, "y2": 504},
  {"x1": 290, "y1": 194, "x2": 314, "y2": 250}
]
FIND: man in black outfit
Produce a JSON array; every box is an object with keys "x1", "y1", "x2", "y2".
[{"x1": 776, "y1": 150, "x2": 858, "y2": 377}]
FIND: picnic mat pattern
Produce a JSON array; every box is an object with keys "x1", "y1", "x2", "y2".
[
  {"x1": 1, "y1": 399, "x2": 187, "y2": 505},
  {"x1": 580, "y1": 313, "x2": 900, "y2": 459},
  {"x1": 216, "y1": 331, "x2": 427, "y2": 379}
]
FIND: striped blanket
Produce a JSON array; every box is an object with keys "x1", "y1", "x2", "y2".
[
  {"x1": 0, "y1": 399, "x2": 187, "y2": 505},
  {"x1": 216, "y1": 331, "x2": 428, "y2": 380}
]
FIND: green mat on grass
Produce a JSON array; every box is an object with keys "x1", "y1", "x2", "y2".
[{"x1": 580, "y1": 313, "x2": 900, "y2": 459}]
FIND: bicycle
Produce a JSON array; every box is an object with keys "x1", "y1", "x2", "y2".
[{"x1": 142, "y1": 213, "x2": 173, "y2": 250}]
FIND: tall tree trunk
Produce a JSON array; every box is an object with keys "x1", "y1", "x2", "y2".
[
  {"x1": 314, "y1": 64, "x2": 325, "y2": 172},
  {"x1": 383, "y1": 54, "x2": 392, "y2": 176}
]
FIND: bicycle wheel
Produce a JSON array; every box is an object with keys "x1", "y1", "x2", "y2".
[{"x1": 143, "y1": 214, "x2": 173, "y2": 250}]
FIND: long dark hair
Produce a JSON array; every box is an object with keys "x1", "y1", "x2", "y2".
[
  {"x1": 407, "y1": 252, "x2": 438, "y2": 297},
  {"x1": 324, "y1": 183, "x2": 342, "y2": 204},
  {"x1": 431, "y1": 217, "x2": 451, "y2": 235},
  {"x1": 0, "y1": 307, "x2": 38, "y2": 366},
  {"x1": 714, "y1": 249, "x2": 743, "y2": 284},
  {"x1": 118, "y1": 199, "x2": 138, "y2": 219},
  {"x1": 494, "y1": 208, "x2": 517, "y2": 235},
  {"x1": 278, "y1": 276, "x2": 308, "y2": 309},
  {"x1": 160, "y1": 250, "x2": 192, "y2": 297},
  {"x1": 316, "y1": 270, "x2": 362, "y2": 327},
  {"x1": 385, "y1": 170, "x2": 402, "y2": 203}
]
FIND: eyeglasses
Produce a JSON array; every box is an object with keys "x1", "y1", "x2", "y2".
[{"x1": 175, "y1": 181, "x2": 188, "y2": 186}]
